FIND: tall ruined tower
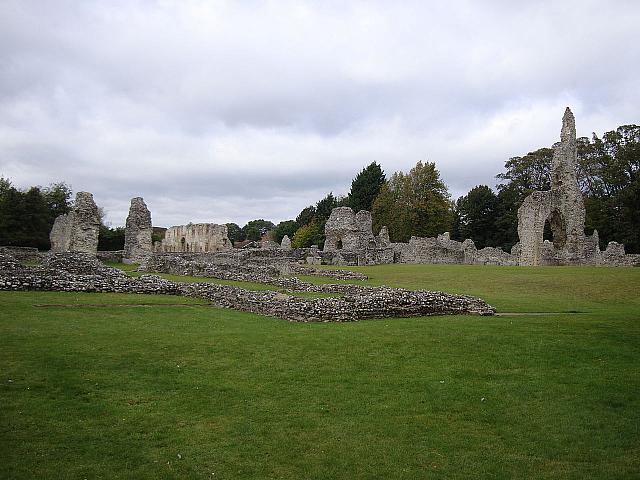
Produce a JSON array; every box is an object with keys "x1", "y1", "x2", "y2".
[
  {"x1": 123, "y1": 197, "x2": 153, "y2": 263},
  {"x1": 549, "y1": 108, "x2": 586, "y2": 260},
  {"x1": 517, "y1": 108, "x2": 586, "y2": 265}
]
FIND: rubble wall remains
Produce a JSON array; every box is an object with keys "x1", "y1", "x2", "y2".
[
  {"x1": 158, "y1": 223, "x2": 232, "y2": 253},
  {"x1": 0, "y1": 251, "x2": 495, "y2": 321},
  {"x1": 517, "y1": 108, "x2": 598, "y2": 266},
  {"x1": 318, "y1": 108, "x2": 638, "y2": 268},
  {"x1": 123, "y1": 197, "x2": 153, "y2": 263},
  {"x1": 49, "y1": 192, "x2": 100, "y2": 255}
]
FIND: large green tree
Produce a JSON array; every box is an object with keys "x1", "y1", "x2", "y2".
[
  {"x1": 291, "y1": 193, "x2": 339, "y2": 248},
  {"x1": 372, "y1": 161, "x2": 453, "y2": 242},
  {"x1": 454, "y1": 185, "x2": 499, "y2": 248},
  {"x1": 272, "y1": 220, "x2": 298, "y2": 243},
  {"x1": 496, "y1": 148, "x2": 554, "y2": 197},
  {"x1": 0, "y1": 178, "x2": 73, "y2": 250},
  {"x1": 295, "y1": 206, "x2": 316, "y2": 226},
  {"x1": 314, "y1": 192, "x2": 338, "y2": 221},
  {"x1": 97, "y1": 226, "x2": 125, "y2": 250},
  {"x1": 242, "y1": 219, "x2": 275, "y2": 242},
  {"x1": 291, "y1": 221, "x2": 322, "y2": 248},
  {"x1": 225, "y1": 223, "x2": 245, "y2": 244},
  {"x1": 579, "y1": 125, "x2": 640, "y2": 251},
  {"x1": 346, "y1": 162, "x2": 386, "y2": 212}
]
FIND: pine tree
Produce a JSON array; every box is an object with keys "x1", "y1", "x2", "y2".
[{"x1": 347, "y1": 162, "x2": 386, "y2": 212}]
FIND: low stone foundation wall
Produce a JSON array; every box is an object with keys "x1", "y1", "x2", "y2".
[
  {"x1": 0, "y1": 252, "x2": 495, "y2": 321},
  {"x1": 0, "y1": 246, "x2": 43, "y2": 263},
  {"x1": 96, "y1": 250, "x2": 124, "y2": 263}
]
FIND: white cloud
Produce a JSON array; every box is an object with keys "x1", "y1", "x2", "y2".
[{"x1": 1, "y1": 0, "x2": 638, "y2": 227}]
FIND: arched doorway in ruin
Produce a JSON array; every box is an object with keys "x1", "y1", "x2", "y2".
[
  {"x1": 545, "y1": 209, "x2": 567, "y2": 250},
  {"x1": 180, "y1": 237, "x2": 186, "y2": 252},
  {"x1": 336, "y1": 239, "x2": 343, "y2": 250}
]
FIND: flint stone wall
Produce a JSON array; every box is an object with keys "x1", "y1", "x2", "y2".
[
  {"x1": 123, "y1": 197, "x2": 153, "y2": 263},
  {"x1": 0, "y1": 252, "x2": 495, "y2": 321},
  {"x1": 49, "y1": 214, "x2": 72, "y2": 252},
  {"x1": 96, "y1": 250, "x2": 124, "y2": 263},
  {"x1": 517, "y1": 108, "x2": 596, "y2": 266},
  {"x1": 50, "y1": 192, "x2": 100, "y2": 255},
  {"x1": 319, "y1": 109, "x2": 638, "y2": 268},
  {"x1": 0, "y1": 246, "x2": 43, "y2": 263},
  {"x1": 324, "y1": 207, "x2": 376, "y2": 251},
  {"x1": 158, "y1": 223, "x2": 232, "y2": 253}
]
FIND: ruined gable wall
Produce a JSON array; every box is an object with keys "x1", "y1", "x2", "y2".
[
  {"x1": 517, "y1": 108, "x2": 587, "y2": 266},
  {"x1": 159, "y1": 223, "x2": 232, "y2": 253}
]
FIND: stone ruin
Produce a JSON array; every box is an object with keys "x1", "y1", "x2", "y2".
[
  {"x1": 156, "y1": 223, "x2": 232, "y2": 253},
  {"x1": 324, "y1": 207, "x2": 376, "y2": 251},
  {"x1": 323, "y1": 207, "x2": 394, "y2": 265},
  {"x1": 50, "y1": 191, "x2": 100, "y2": 254},
  {"x1": 123, "y1": 197, "x2": 153, "y2": 264},
  {"x1": 515, "y1": 107, "x2": 636, "y2": 266},
  {"x1": 318, "y1": 108, "x2": 639, "y2": 268},
  {"x1": 28, "y1": 108, "x2": 636, "y2": 268},
  {"x1": 281, "y1": 235, "x2": 292, "y2": 250},
  {"x1": 46, "y1": 193, "x2": 233, "y2": 258},
  {"x1": 321, "y1": 216, "x2": 518, "y2": 267},
  {"x1": 0, "y1": 250, "x2": 495, "y2": 321}
]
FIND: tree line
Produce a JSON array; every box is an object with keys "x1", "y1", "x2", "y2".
[
  {"x1": 1, "y1": 122, "x2": 637, "y2": 253},
  {"x1": 0, "y1": 179, "x2": 73, "y2": 250},
  {"x1": 281, "y1": 123, "x2": 639, "y2": 253}
]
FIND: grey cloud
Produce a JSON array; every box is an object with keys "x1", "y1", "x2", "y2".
[{"x1": 1, "y1": 0, "x2": 639, "y2": 229}]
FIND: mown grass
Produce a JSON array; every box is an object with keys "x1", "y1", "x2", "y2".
[{"x1": 1, "y1": 265, "x2": 639, "y2": 479}]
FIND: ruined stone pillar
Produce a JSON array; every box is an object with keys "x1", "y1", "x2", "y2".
[
  {"x1": 68, "y1": 192, "x2": 101, "y2": 254},
  {"x1": 517, "y1": 108, "x2": 586, "y2": 266},
  {"x1": 49, "y1": 214, "x2": 72, "y2": 253},
  {"x1": 123, "y1": 197, "x2": 153, "y2": 263},
  {"x1": 551, "y1": 108, "x2": 586, "y2": 262}
]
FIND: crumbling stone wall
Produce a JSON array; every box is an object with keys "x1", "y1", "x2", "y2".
[
  {"x1": 324, "y1": 207, "x2": 376, "y2": 251},
  {"x1": 96, "y1": 250, "x2": 124, "y2": 263},
  {"x1": 392, "y1": 233, "x2": 518, "y2": 266},
  {"x1": 323, "y1": 207, "x2": 393, "y2": 265},
  {"x1": 513, "y1": 108, "x2": 640, "y2": 266},
  {"x1": 517, "y1": 108, "x2": 587, "y2": 266},
  {"x1": 49, "y1": 192, "x2": 100, "y2": 255},
  {"x1": 158, "y1": 223, "x2": 232, "y2": 253},
  {"x1": 322, "y1": 208, "x2": 519, "y2": 266},
  {"x1": 601, "y1": 242, "x2": 640, "y2": 266},
  {"x1": 0, "y1": 251, "x2": 496, "y2": 321},
  {"x1": 319, "y1": 108, "x2": 636, "y2": 268},
  {"x1": 49, "y1": 214, "x2": 72, "y2": 252},
  {"x1": 123, "y1": 197, "x2": 153, "y2": 263},
  {"x1": 0, "y1": 246, "x2": 43, "y2": 263}
]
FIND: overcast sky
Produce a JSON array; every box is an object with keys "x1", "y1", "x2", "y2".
[{"x1": 1, "y1": 0, "x2": 638, "y2": 227}]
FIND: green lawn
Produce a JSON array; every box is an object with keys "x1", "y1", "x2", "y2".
[{"x1": 1, "y1": 265, "x2": 639, "y2": 479}]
